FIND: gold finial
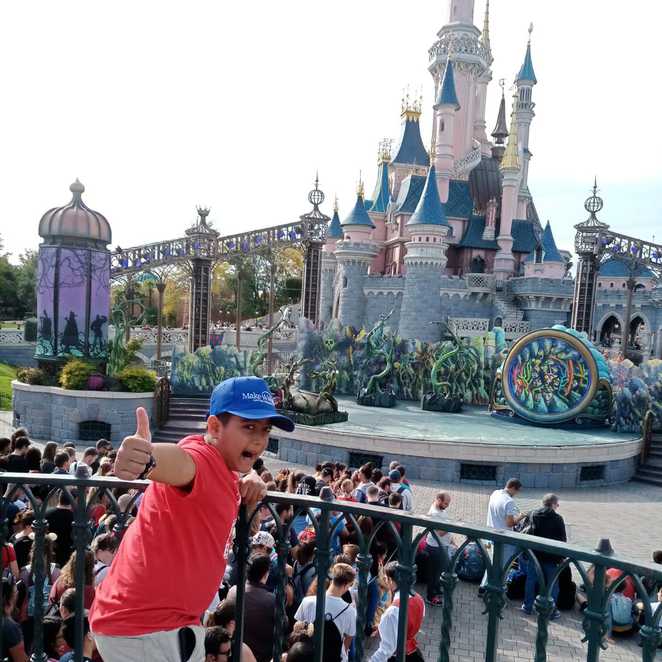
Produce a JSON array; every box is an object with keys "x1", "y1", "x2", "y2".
[
  {"x1": 378, "y1": 138, "x2": 392, "y2": 163},
  {"x1": 501, "y1": 94, "x2": 520, "y2": 171},
  {"x1": 401, "y1": 84, "x2": 422, "y2": 120},
  {"x1": 357, "y1": 172, "x2": 364, "y2": 198}
]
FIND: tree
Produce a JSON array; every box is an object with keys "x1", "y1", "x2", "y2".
[
  {"x1": 15, "y1": 250, "x2": 38, "y2": 317},
  {"x1": 0, "y1": 257, "x2": 19, "y2": 320}
]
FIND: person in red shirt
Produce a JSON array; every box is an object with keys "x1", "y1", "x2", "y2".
[
  {"x1": 90, "y1": 376, "x2": 294, "y2": 662},
  {"x1": 369, "y1": 561, "x2": 425, "y2": 662}
]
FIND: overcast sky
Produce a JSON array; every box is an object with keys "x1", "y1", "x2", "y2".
[{"x1": 1, "y1": 0, "x2": 661, "y2": 263}]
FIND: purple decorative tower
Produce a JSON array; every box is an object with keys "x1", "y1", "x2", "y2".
[{"x1": 35, "y1": 179, "x2": 112, "y2": 364}]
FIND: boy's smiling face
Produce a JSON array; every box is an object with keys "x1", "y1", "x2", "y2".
[{"x1": 207, "y1": 414, "x2": 271, "y2": 473}]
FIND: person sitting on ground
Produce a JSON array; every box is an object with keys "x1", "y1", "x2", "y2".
[
  {"x1": 521, "y1": 493, "x2": 566, "y2": 619},
  {"x1": 91, "y1": 533, "x2": 119, "y2": 586},
  {"x1": 206, "y1": 603, "x2": 257, "y2": 661},
  {"x1": 295, "y1": 563, "x2": 357, "y2": 662},
  {"x1": 5, "y1": 436, "x2": 30, "y2": 473},
  {"x1": 40, "y1": 442, "x2": 59, "y2": 474},
  {"x1": 369, "y1": 561, "x2": 426, "y2": 662},
  {"x1": 2, "y1": 577, "x2": 28, "y2": 662},
  {"x1": 204, "y1": 626, "x2": 232, "y2": 662},
  {"x1": 225, "y1": 554, "x2": 283, "y2": 662},
  {"x1": 52, "y1": 452, "x2": 71, "y2": 475},
  {"x1": 388, "y1": 471, "x2": 413, "y2": 511}
]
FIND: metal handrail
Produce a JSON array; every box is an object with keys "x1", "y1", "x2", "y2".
[
  {"x1": 0, "y1": 474, "x2": 660, "y2": 662},
  {"x1": 641, "y1": 410, "x2": 655, "y2": 464}
]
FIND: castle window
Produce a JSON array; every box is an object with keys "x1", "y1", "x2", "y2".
[
  {"x1": 426, "y1": 237, "x2": 430, "y2": 242},
  {"x1": 598, "y1": 282, "x2": 602, "y2": 288},
  {"x1": 622, "y1": 283, "x2": 626, "y2": 288},
  {"x1": 534, "y1": 246, "x2": 543, "y2": 264},
  {"x1": 609, "y1": 282, "x2": 614, "y2": 288},
  {"x1": 343, "y1": 276, "x2": 348, "y2": 288}
]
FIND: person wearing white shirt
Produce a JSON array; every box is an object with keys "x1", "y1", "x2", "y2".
[
  {"x1": 424, "y1": 492, "x2": 455, "y2": 605},
  {"x1": 369, "y1": 561, "x2": 425, "y2": 662},
  {"x1": 480, "y1": 478, "x2": 526, "y2": 590}
]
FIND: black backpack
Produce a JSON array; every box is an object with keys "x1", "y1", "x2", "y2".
[{"x1": 322, "y1": 602, "x2": 351, "y2": 662}]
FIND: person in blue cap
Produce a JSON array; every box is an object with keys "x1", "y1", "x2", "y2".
[{"x1": 91, "y1": 376, "x2": 295, "y2": 662}]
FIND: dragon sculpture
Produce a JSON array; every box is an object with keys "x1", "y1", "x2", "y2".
[
  {"x1": 249, "y1": 318, "x2": 285, "y2": 377},
  {"x1": 279, "y1": 356, "x2": 341, "y2": 416},
  {"x1": 357, "y1": 310, "x2": 396, "y2": 407}
]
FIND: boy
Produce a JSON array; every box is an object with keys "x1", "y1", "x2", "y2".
[{"x1": 90, "y1": 376, "x2": 294, "y2": 662}]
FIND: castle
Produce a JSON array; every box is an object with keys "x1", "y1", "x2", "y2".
[{"x1": 318, "y1": 0, "x2": 659, "y2": 355}]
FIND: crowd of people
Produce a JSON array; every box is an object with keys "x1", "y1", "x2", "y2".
[{"x1": 0, "y1": 422, "x2": 661, "y2": 661}]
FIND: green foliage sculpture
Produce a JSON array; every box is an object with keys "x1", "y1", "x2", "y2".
[
  {"x1": 356, "y1": 310, "x2": 396, "y2": 408},
  {"x1": 249, "y1": 319, "x2": 284, "y2": 377},
  {"x1": 107, "y1": 296, "x2": 144, "y2": 376}
]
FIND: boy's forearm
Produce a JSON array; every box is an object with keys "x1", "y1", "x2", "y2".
[{"x1": 149, "y1": 443, "x2": 197, "y2": 487}]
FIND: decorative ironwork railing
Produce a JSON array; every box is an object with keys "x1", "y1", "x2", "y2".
[
  {"x1": 0, "y1": 329, "x2": 26, "y2": 345},
  {"x1": 1, "y1": 473, "x2": 661, "y2": 662},
  {"x1": 108, "y1": 326, "x2": 189, "y2": 346},
  {"x1": 465, "y1": 273, "x2": 496, "y2": 292},
  {"x1": 452, "y1": 143, "x2": 483, "y2": 179},
  {"x1": 448, "y1": 317, "x2": 490, "y2": 337}
]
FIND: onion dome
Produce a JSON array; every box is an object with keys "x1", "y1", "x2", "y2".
[
  {"x1": 38, "y1": 179, "x2": 111, "y2": 247},
  {"x1": 469, "y1": 156, "x2": 502, "y2": 211}
]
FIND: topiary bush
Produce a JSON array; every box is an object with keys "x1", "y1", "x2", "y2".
[
  {"x1": 16, "y1": 367, "x2": 47, "y2": 385},
  {"x1": 59, "y1": 359, "x2": 96, "y2": 390},
  {"x1": 116, "y1": 366, "x2": 157, "y2": 393},
  {"x1": 23, "y1": 318, "x2": 37, "y2": 342}
]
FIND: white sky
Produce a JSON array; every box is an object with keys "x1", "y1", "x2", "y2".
[{"x1": 1, "y1": 0, "x2": 661, "y2": 263}]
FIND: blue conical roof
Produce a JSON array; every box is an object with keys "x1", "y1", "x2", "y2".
[
  {"x1": 407, "y1": 166, "x2": 448, "y2": 227},
  {"x1": 516, "y1": 42, "x2": 537, "y2": 85},
  {"x1": 327, "y1": 209, "x2": 343, "y2": 239},
  {"x1": 392, "y1": 119, "x2": 429, "y2": 166},
  {"x1": 341, "y1": 194, "x2": 375, "y2": 228},
  {"x1": 370, "y1": 162, "x2": 391, "y2": 213},
  {"x1": 541, "y1": 221, "x2": 562, "y2": 261},
  {"x1": 436, "y1": 59, "x2": 460, "y2": 110}
]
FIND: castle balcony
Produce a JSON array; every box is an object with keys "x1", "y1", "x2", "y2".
[{"x1": 465, "y1": 272, "x2": 495, "y2": 293}]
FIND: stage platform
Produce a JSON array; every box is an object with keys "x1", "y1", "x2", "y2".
[{"x1": 271, "y1": 397, "x2": 642, "y2": 488}]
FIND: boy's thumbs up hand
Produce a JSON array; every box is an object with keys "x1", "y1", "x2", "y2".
[{"x1": 115, "y1": 407, "x2": 154, "y2": 480}]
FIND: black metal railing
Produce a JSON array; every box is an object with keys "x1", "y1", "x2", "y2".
[
  {"x1": 153, "y1": 376, "x2": 171, "y2": 428},
  {"x1": 1, "y1": 473, "x2": 661, "y2": 662}
]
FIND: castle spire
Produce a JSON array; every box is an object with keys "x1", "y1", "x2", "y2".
[
  {"x1": 408, "y1": 165, "x2": 448, "y2": 227},
  {"x1": 516, "y1": 23, "x2": 537, "y2": 85},
  {"x1": 481, "y1": 0, "x2": 492, "y2": 63},
  {"x1": 491, "y1": 80, "x2": 508, "y2": 145},
  {"x1": 392, "y1": 92, "x2": 429, "y2": 167},
  {"x1": 501, "y1": 95, "x2": 520, "y2": 172},
  {"x1": 435, "y1": 57, "x2": 460, "y2": 110}
]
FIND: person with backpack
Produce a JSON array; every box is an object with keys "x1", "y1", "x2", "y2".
[
  {"x1": 388, "y1": 470, "x2": 413, "y2": 512},
  {"x1": 352, "y1": 465, "x2": 375, "y2": 504},
  {"x1": 424, "y1": 491, "x2": 455, "y2": 606},
  {"x1": 294, "y1": 563, "x2": 357, "y2": 662},
  {"x1": 292, "y1": 535, "x2": 317, "y2": 609},
  {"x1": 369, "y1": 561, "x2": 426, "y2": 662},
  {"x1": 521, "y1": 493, "x2": 566, "y2": 619}
]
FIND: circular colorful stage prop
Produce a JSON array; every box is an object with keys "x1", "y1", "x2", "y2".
[{"x1": 501, "y1": 328, "x2": 600, "y2": 425}]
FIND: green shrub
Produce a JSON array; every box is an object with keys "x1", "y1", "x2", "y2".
[
  {"x1": 16, "y1": 367, "x2": 47, "y2": 385},
  {"x1": 59, "y1": 359, "x2": 96, "y2": 390},
  {"x1": 117, "y1": 366, "x2": 157, "y2": 393},
  {"x1": 23, "y1": 318, "x2": 37, "y2": 342}
]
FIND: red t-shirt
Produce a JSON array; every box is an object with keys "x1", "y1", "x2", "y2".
[
  {"x1": 2, "y1": 544, "x2": 16, "y2": 566},
  {"x1": 90, "y1": 435, "x2": 240, "y2": 636},
  {"x1": 393, "y1": 593, "x2": 425, "y2": 654},
  {"x1": 606, "y1": 568, "x2": 636, "y2": 600}
]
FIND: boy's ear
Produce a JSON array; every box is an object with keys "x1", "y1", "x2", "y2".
[{"x1": 207, "y1": 414, "x2": 222, "y2": 438}]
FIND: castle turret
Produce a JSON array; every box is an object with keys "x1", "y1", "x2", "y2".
[
  {"x1": 397, "y1": 164, "x2": 450, "y2": 341},
  {"x1": 391, "y1": 96, "x2": 429, "y2": 200},
  {"x1": 474, "y1": 0, "x2": 493, "y2": 155},
  {"x1": 514, "y1": 24, "x2": 537, "y2": 217},
  {"x1": 434, "y1": 58, "x2": 460, "y2": 203},
  {"x1": 490, "y1": 83, "x2": 509, "y2": 161},
  {"x1": 319, "y1": 198, "x2": 342, "y2": 325},
  {"x1": 493, "y1": 94, "x2": 521, "y2": 284},
  {"x1": 524, "y1": 221, "x2": 566, "y2": 279},
  {"x1": 333, "y1": 185, "x2": 379, "y2": 329}
]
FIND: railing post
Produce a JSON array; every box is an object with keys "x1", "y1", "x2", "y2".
[
  {"x1": 438, "y1": 547, "x2": 458, "y2": 662},
  {"x1": 533, "y1": 562, "x2": 555, "y2": 662},
  {"x1": 353, "y1": 539, "x2": 372, "y2": 662},
  {"x1": 72, "y1": 485, "x2": 91, "y2": 662},
  {"x1": 395, "y1": 522, "x2": 415, "y2": 662},
  {"x1": 313, "y1": 507, "x2": 331, "y2": 662},
  {"x1": 271, "y1": 523, "x2": 291, "y2": 662},
  {"x1": 231, "y1": 505, "x2": 250, "y2": 662},
  {"x1": 29, "y1": 503, "x2": 49, "y2": 662},
  {"x1": 582, "y1": 563, "x2": 608, "y2": 662},
  {"x1": 483, "y1": 541, "x2": 506, "y2": 662}
]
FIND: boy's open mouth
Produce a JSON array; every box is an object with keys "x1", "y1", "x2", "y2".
[{"x1": 241, "y1": 450, "x2": 256, "y2": 460}]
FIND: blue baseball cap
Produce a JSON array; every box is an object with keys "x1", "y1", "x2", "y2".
[{"x1": 208, "y1": 376, "x2": 295, "y2": 432}]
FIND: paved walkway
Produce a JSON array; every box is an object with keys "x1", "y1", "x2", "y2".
[{"x1": 265, "y1": 454, "x2": 661, "y2": 661}]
